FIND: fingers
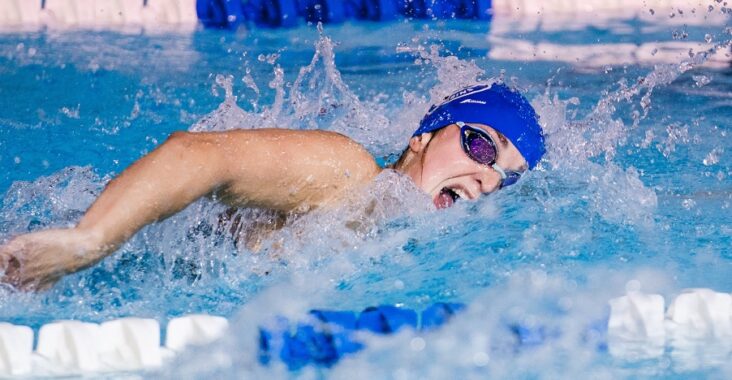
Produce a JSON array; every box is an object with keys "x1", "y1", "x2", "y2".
[
  {"x1": 1, "y1": 254, "x2": 23, "y2": 290},
  {"x1": 0, "y1": 240, "x2": 21, "y2": 284},
  {"x1": 0, "y1": 238, "x2": 44, "y2": 292},
  {"x1": 0, "y1": 232, "x2": 73, "y2": 293}
]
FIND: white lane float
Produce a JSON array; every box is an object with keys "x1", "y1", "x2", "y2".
[
  {"x1": 0, "y1": 314, "x2": 228, "y2": 377},
  {"x1": 666, "y1": 288, "x2": 732, "y2": 338},
  {"x1": 607, "y1": 291, "x2": 666, "y2": 359},
  {"x1": 165, "y1": 314, "x2": 229, "y2": 352},
  {"x1": 0, "y1": 288, "x2": 731, "y2": 377},
  {"x1": 36, "y1": 321, "x2": 104, "y2": 373},
  {"x1": 0, "y1": 323, "x2": 33, "y2": 376},
  {"x1": 100, "y1": 318, "x2": 163, "y2": 370},
  {"x1": 608, "y1": 291, "x2": 666, "y2": 340},
  {"x1": 606, "y1": 288, "x2": 732, "y2": 360}
]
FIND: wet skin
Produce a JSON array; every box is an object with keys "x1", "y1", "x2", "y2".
[
  {"x1": 0, "y1": 125, "x2": 527, "y2": 290},
  {"x1": 393, "y1": 123, "x2": 528, "y2": 208}
]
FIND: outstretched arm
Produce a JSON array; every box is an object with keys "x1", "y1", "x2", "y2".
[
  {"x1": 0, "y1": 129, "x2": 380, "y2": 290},
  {"x1": 0, "y1": 131, "x2": 230, "y2": 290}
]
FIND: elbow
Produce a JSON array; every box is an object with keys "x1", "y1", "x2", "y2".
[
  {"x1": 161, "y1": 131, "x2": 208, "y2": 156},
  {"x1": 165, "y1": 131, "x2": 194, "y2": 147},
  {"x1": 160, "y1": 131, "x2": 230, "y2": 187}
]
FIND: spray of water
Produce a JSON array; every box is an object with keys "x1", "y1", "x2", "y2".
[{"x1": 1, "y1": 9, "x2": 730, "y2": 377}]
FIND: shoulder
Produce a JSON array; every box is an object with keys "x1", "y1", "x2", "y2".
[
  {"x1": 187, "y1": 127, "x2": 381, "y2": 181},
  {"x1": 306, "y1": 130, "x2": 382, "y2": 178},
  {"x1": 221, "y1": 128, "x2": 378, "y2": 167}
]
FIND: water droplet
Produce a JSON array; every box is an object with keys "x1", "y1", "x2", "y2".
[
  {"x1": 672, "y1": 30, "x2": 688, "y2": 40},
  {"x1": 682, "y1": 199, "x2": 696, "y2": 210},
  {"x1": 410, "y1": 337, "x2": 425, "y2": 351},
  {"x1": 703, "y1": 148, "x2": 721, "y2": 166},
  {"x1": 705, "y1": 34, "x2": 713, "y2": 43},
  {"x1": 693, "y1": 74, "x2": 711, "y2": 87}
]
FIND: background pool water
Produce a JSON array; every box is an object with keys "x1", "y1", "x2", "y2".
[{"x1": 1, "y1": 6, "x2": 731, "y2": 379}]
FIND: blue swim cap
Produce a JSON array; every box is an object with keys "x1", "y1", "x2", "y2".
[{"x1": 414, "y1": 83, "x2": 545, "y2": 169}]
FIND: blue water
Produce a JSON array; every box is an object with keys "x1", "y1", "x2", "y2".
[{"x1": 1, "y1": 13, "x2": 731, "y2": 379}]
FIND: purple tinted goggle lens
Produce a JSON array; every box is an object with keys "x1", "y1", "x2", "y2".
[{"x1": 457, "y1": 122, "x2": 523, "y2": 189}]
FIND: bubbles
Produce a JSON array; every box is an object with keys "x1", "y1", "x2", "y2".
[
  {"x1": 703, "y1": 148, "x2": 722, "y2": 166},
  {"x1": 693, "y1": 74, "x2": 711, "y2": 87},
  {"x1": 682, "y1": 198, "x2": 697, "y2": 210},
  {"x1": 0, "y1": 166, "x2": 104, "y2": 234},
  {"x1": 60, "y1": 105, "x2": 80, "y2": 119}
]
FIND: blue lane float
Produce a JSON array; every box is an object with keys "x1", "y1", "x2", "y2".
[
  {"x1": 258, "y1": 303, "x2": 466, "y2": 369},
  {"x1": 258, "y1": 302, "x2": 615, "y2": 369},
  {"x1": 196, "y1": 0, "x2": 493, "y2": 29}
]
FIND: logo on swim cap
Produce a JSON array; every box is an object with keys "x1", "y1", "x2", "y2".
[
  {"x1": 414, "y1": 83, "x2": 546, "y2": 169},
  {"x1": 460, "y1": 99, "x2": 486, "y2": 105}
]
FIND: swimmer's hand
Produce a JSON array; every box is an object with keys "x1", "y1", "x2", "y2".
[{"x1": 0, "y1": 229, "x2": 101, "y2": 291}]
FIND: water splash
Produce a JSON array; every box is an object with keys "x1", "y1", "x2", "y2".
[
  {"x1": 0, "y1": 166, "x2": 105, "y2": 235},
  {"x1": 188, "y1": 25, "x2": 401, "y2": 160},
  {"x1": 1, "y1": 18, "x2": 730, "y2": 379}
]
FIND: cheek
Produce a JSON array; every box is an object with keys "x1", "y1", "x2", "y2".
[{"x1": 421, "y1": 147, "x2": 472, "y2": 188}]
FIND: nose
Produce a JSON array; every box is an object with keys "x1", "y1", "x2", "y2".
[{"x1": 476, "y1": 169, "x2": 502, "y2": 194}]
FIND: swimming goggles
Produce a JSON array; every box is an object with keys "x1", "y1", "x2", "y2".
[{"x1": 457, "y1": 121, "x2": 523, "y2": 188}]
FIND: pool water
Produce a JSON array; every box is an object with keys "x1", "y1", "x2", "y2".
[{"x1": 1, "y1": 8, "x2": 731, "y2": 379}]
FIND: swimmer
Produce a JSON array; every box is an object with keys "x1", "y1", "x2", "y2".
[{"x1": 0, "y1": 83, "x2": 545, "y2": 291}]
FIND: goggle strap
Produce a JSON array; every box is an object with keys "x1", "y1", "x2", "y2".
[{"x1": 491, "y1": 163, "x2": 508, "y2": 180}]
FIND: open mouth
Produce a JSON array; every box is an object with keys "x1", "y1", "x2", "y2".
[{"x1": 434, "y1": 187, "x2": 461, "y2": 209}]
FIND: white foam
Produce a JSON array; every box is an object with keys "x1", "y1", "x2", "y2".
[
  {"x1": 0, "y1": 323, "x2": 33, "y2": 376},
  {"x1": 165, "y1": 314, "x2": 229, "y2": 352}
]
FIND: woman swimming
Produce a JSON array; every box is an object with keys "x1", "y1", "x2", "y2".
[{"x1": 0, "y1": 82, "x2": 545, "y2": 291}]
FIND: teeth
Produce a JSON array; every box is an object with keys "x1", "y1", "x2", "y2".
[{"x1": 453, "y1": 188, "x2": 467, "y2": 200}]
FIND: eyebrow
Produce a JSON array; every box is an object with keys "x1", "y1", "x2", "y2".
[
  {"x1": 495, "y1": 132, "x2": 509, "y2": 149},
  {"x1": 495, "y1": 131, "x2": 527, "y2": 171}
]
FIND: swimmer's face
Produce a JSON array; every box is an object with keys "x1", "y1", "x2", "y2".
[{"x1": 402, "y1": 123, "x2": 527, "y2": 209}]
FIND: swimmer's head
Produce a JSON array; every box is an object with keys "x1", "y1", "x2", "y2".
[
  {"x1": 394, "y1": 83, "x2": 545, "y2": 208},
  {"x1": 414, "y1": 83, "x2": 545, "y2": 169}
]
